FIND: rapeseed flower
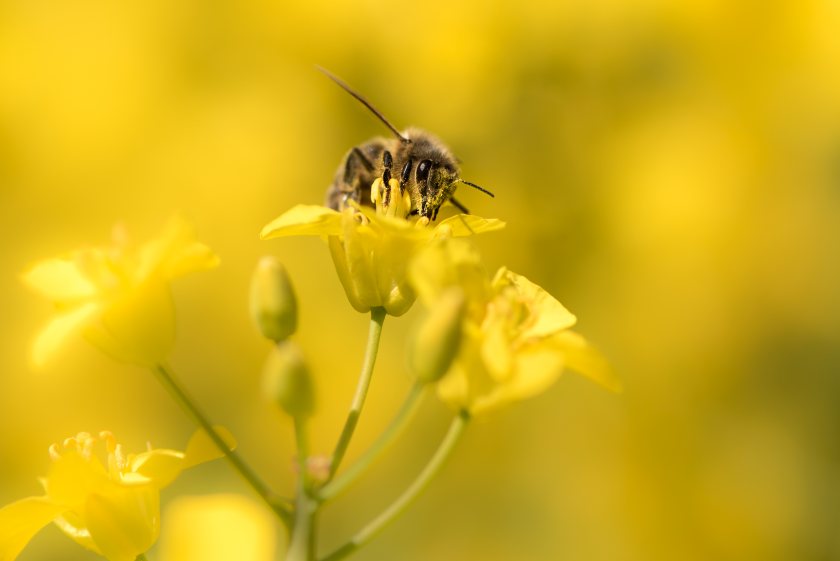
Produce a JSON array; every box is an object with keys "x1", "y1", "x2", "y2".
[
  {"x1": 260, "y1": 203, "x2": 503, "y2": 316},
  {"x1": 22, "y1": 217, "x2": 219, "y2": 367},
  {"x1": 0, "y1": 429, "x2": 234, "y2": 561},
  {"x1": 410, "y1": 239, "x2": 620, "y2": 416}
]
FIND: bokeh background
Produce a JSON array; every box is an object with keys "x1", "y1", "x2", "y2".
[{"x1": 2, "y1": 1, "x2": 840, "y2": 560}]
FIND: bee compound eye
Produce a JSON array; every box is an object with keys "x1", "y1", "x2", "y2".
[{"x1": 416, "y1": 159, "x2": 432, "y2": 182}]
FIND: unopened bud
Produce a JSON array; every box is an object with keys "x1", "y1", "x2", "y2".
[
  {"x1": 409, "y1": 288, "x2": 466, "y2": 383},
  {"x1": 250, "y1": 256, "x2": 297, "y2": 342},
  {"x1": 262, "y1": 341, "x2": 315, "y2": 420}
]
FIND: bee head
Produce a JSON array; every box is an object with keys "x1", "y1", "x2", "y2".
[
  {"x1": 399, "y1": 129, "x2": 459, "y2": 221},
  {"x1": 418, "y1": 160, "x2": 459, "y2": 221}
]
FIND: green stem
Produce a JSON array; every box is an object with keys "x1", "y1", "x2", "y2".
[
  {"x1": 320, "y1": 410, "x2": 470, "y2": 561},
  {"x1": 319, "y1": 382, "x2": 426, "y2": 502},
  {"x1": 135, "y1": 555, "x2": 148, "y2": 561},
  {"x1": 152, "y1": 362, "x2": 292, "y2": 526},
  {"x1": 326, "y1": 307, "x2": 386, "y2": 481},
  {"x1": 287, "y1": 419, "x2": 317, "y2": 561}
]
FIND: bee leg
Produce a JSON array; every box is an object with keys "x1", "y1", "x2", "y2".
[
  {"x1": 432, "y1": 206, "x2": 440, "y2": 221},
  {"x1": 343, "y1": 148, "x2": 375, "y2": 184},
  {"x1": 399, "y1": 158, "x2": 413, "y2": 193},
  {"x1": 449, "y1": 196, "x2": 470, "y2": 214},
  {"x1": 382, "y1": 168, "x2": 392, "y2": 206},
  {"x1": 382, "y1": 150, "x2": 393, "y2": 206},
  {"x1": 352, "y1": 147, "x2": 375, "y2": 171}
]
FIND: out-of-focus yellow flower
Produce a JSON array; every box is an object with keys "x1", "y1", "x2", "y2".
[
  {"x1": 0, "y1": 429, "x2": 234, "y2": 561},
  {"x1": 159, "y1": 494, "x2": 279, "y2": 561},
  {"x1": 22, "y1": 217, "x2": 219, "y2": 367},
  {"x1": 260, "y1": 204, "x2": 504, "y2": 316},
  {"x1": 410, "y1": 240, "x2": 620, "y2": 416}
]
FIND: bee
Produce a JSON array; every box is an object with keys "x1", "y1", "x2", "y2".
[{"x1": 321, "y1": 68, "x2": 493, "y2": 222}]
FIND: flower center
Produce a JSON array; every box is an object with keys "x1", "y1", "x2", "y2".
[
  {"x1": 49, "y1": 430, "x2": 128, "y2": 478},
  {"x1": 371, "y1": 177, "x2": 413, "y2": 220}
]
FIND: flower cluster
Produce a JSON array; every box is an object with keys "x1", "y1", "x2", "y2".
[
  {"x1": 262, "y1": 202, "x2": 618, "y2": 416},
  {"x1": 9, "y1": 175, "x2": 617, "y2": 561}
]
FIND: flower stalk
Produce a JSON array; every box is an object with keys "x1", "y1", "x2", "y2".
[
  {"x1": 287, "y1": 418, "x2": 317, "y2": 561},
  {"x1": 326, "y1": 307, "x2": 386, "y2": 482},
  {"x1": 320, "y1": 410, "x2": 471, "y2": 561},
  {"x1": 319, "y1": 382, "x2": 427, "y2": 502},
  {"x1": 152, "y1": 363, "x2": 292, "y2": 526}
]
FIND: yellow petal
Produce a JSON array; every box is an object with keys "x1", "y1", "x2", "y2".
[
  {"x1": 327, "y1": 236, "x2": 369, "y2": 313},
  {"x1": 493, "y1": 268, "x2": 577, "y2": 338},
  {"x1": 551, "y1": 331, "x2": 622, "y2": 393},
  {"x1": 436, "y1": 337, "x2": 488, "y2": 411},
  {"x1": 260, "y1": 205, "x2": 344, "y2": 239},
  {"x1": 21, "y1": 258, "x2": 98, "y2": 303},
  {"x1": 85, "y1": 487, "x2": 159, "y2": 561},
  {"x1": 85, "y1": 281, "x2": 175, "y2": 367},
  {"x1": 129, "y1": 427, "x2": 235, "y2": 488},
  {"x1": 0, "y1": 496, "x2": 67, "y2": 561},
  {"x1": 159, "y1": 239, "x2": 219, "y2": 280},
  {"x1": 470, "y1": 344, "x2": 564, "y2": 416},
  {"x1": 506, "y1": 344, "x2": 565, "y2": 401},
  {"x1": 374, "y1": 229, "x2": 417, "y2": 316},
  {"x1": 53, "y1": 513, "x2": 100, "y2": 554},
  {"x1": 127, "y1": 450, "x2": 185, "y2": 489},
  {"x1": 138, "y1": 217, "x2": 219, "y2": 280},
  {"x1": 182, "y1": 426, "x2": 237, "y2": 470},
  {"x1": 436, "y1": 215, "x2": 506, "y2": 237},
  {"x1": 160, "y1": 495, "x2": 278, "y2": 561},
  {"x1": 45, "y1": 451, "x2": 110, "y2": 510},
  {"x1": 341, "y1": 219, "x2": 381, "y2": 308},
  {"x1": 409, "y1": 239, "x2": 490, "y2": 312},
  {"x1": 32, "y1": 302, "x2": 100, "y2": 367}
]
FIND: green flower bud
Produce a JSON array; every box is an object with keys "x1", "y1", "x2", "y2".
[
  {"x1": 250, "y1": 256, "x2": 297, "y2": 342},
  {"x1": 409, "y1": 288, "x2": 466, "y2": 384},
  {"x1": 262, "y1": 341, "x2": 315, "y2": 420}
]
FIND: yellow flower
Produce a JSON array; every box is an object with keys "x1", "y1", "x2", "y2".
[
  {"x1": 260, "y1": 204, "x2": 504, "y2": 316},
  {"x1": 410, "y1": 239, "x2": 621, "y2": 416},
  {"x1": 0, "y1": 429, "x2": 235, "y2": 561},
  {"x1": 22, "y1": 217, "x2": 219, "y2": 367},
  {"x1": 159, "y1": 494, "x2": 279, "y2": 561}
]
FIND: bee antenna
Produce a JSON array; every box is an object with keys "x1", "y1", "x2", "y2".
[
  {"x1": 317, "y1": 66, "x2": 411, "y2": 144},
  {"x1": 457, "y1": 179, "x2": 495, "y2": 198}
]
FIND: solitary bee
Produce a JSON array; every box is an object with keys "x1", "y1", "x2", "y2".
[{"x1": 321, "y1": 68, "x2": 493, "y2": 222}]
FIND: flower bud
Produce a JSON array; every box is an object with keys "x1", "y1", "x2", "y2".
[
  {"x1": 250, "y1": 257, "x2": 297, "y2": 342},
  {"x1": 409, "y1": 288, "x2": 466, "y2": 383},
  {"x1": 262, "y1": 341, "x2": 315, "y2": 420}
]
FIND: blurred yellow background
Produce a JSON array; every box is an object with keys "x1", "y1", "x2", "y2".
[{"x1": 2, "y1": 0, "x2": 840, "y2": 560}]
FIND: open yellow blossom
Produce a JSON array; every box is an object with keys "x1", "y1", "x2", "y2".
[
  {"x1": 260, "y1": 204, "x2": 504, "y2": 316},
  {"x1": 410, "y1": 239, "x2": 621, "y2": 416},
  {"x1": 0, "y1": 428, "x2": 235, "y2": 561},
  {"x1": 22, "y1": 217, "x2": 219, "y2": 367}
]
